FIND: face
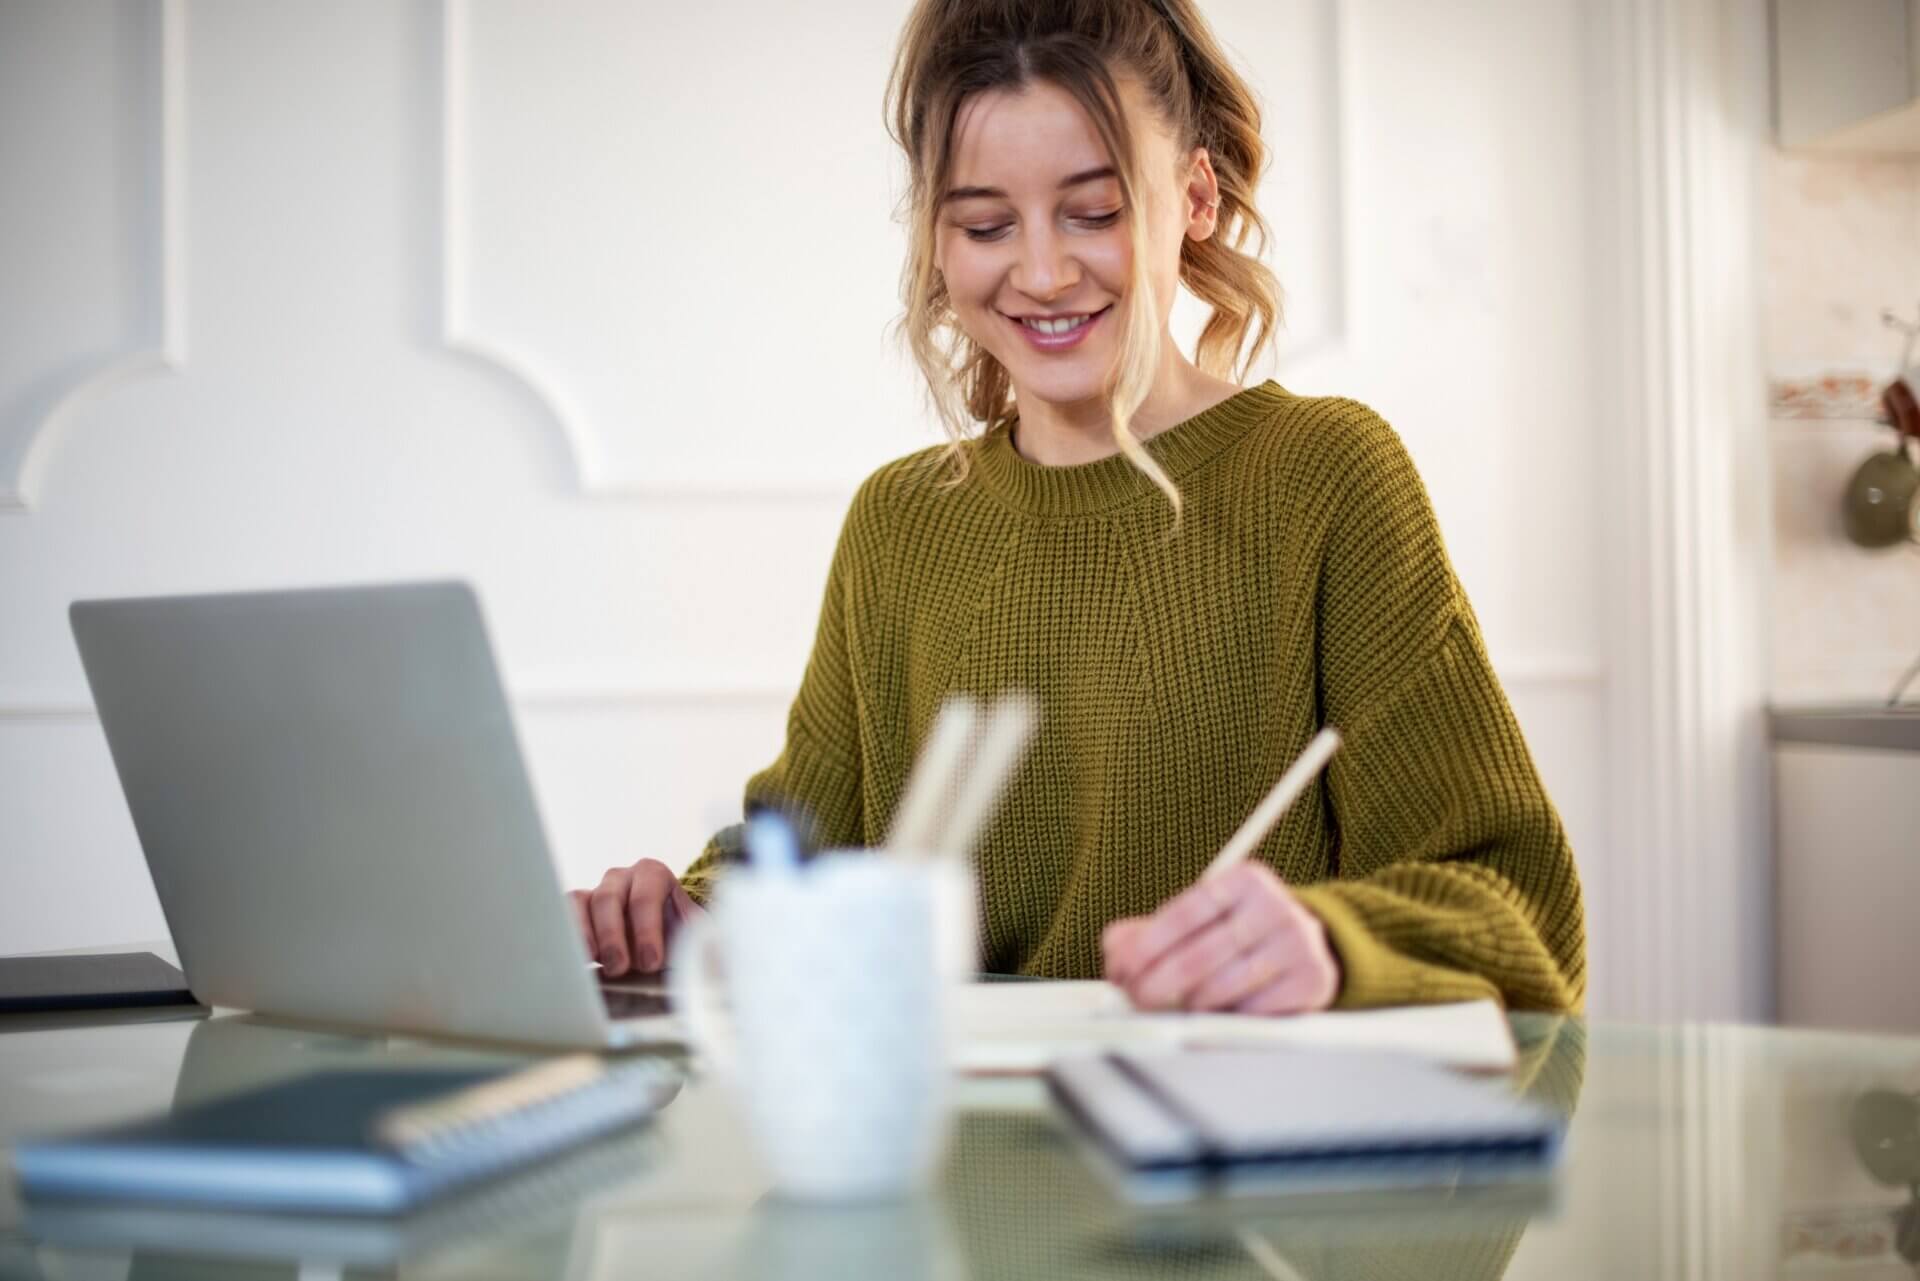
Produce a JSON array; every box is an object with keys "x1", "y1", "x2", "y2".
[{"x1": 934, "y1": 73, "x2": 1218, "y2": 413}]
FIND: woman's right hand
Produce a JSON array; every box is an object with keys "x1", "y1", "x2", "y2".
[{"x1": 568, "y1": 859, "x2": 705, "y2": 977}]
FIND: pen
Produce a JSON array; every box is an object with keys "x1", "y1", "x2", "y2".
[
  {"x1": 936, "y1": 692, "x2": 1035, "y2": 862},
  {"x1": 886, "y1": 696, "x2": 979, "y2": 855},
  {"x1": 1199, "y1": 726, "x2": 1343, "y2": 881}
]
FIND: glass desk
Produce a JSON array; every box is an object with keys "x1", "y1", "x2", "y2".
[{"x1": 2, "y1": 997, "x2": 1918, "y2": 1280}]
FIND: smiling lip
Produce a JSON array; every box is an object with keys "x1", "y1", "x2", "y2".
[{"x1": 1008, "y1": 305, "x2": 1111, "y2": 352}]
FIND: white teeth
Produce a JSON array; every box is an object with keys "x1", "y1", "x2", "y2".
[{"x1": 1023, "y1": 312, "x2": 1094, "y2": 336}]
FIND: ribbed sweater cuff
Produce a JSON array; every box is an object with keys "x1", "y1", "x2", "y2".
[
  {"x1": 1292, "y1": 884, "x2": 1488, "y2": 1010},
  {"x1": 680, "y1": 854, "x2": 726, "y2": 909}
]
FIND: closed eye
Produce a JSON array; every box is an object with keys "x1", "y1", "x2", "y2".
[{"x1": 962, "y1": 211, "x2": 1122, "y2": 242}]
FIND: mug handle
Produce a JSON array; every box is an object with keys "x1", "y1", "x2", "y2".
[{"x1": 668, "y1": 911, "x2": 737, "y2": 1077}]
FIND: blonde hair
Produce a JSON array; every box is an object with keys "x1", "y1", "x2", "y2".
[{"x1": 883, "y1": 0, "x2": 1284, "y2": 514}]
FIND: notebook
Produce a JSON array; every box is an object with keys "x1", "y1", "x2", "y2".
[
  {"x1": 954, "y1": 982, "x2": 1518, "y2": 1074},
  {"x1": 0, "y1": 952, "x2": 200, "y2": 1014},
  {"x1": 1046, "y1": 1047, "x2": 1563, "y2": 1203},
  {"x1": 11, "y1": 1054, "x2": 679, "y2": 1214}
]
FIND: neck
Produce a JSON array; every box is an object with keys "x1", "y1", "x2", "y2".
[{"x1": 1009, "y1": 348, "x2": 1241, "y2": 467}]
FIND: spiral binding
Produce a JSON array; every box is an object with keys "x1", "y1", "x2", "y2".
[{"x1": 371, "y1": 1055, "x2": 671, "y2": 1187}]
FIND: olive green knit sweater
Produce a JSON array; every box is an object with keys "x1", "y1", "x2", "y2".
[{"x1": 682, "y1": 381, "x2": 1586, "y2": 1011}]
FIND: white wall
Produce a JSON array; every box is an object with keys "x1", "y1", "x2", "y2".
[{"x1": 1, "y1": 1, "x2": 1617, "y2": 1000}]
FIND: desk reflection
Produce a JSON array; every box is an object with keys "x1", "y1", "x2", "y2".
[
  {"x1": 931, "y1": 1016, "x2": 1586, "y2": 1281},
  {"x1": 20, "y1": 1015, "x2": 1585, "y2": 1281},
  {"x1": 580, "y1": 1017, "x2": 1589, "y2": 1281},
  {"x1": 22, "y1": 1014, "x2": 678, "y2": 1281}
]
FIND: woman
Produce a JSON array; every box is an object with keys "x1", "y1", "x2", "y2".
[{"x1": 572, "y1": 0, "x2": 1585, "y2": 1016}]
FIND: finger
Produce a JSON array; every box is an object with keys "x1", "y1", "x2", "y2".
[
  {"x1": 1127, "y1": 894, "x2": 1272, "y2": 1010},
  {"x1": 1236, "y1": 961, "x2": 1337, "y2": 1016},
  {"x1": 1111, "y1": 864, "x2": 1273, "y2": 986},
  {"x1": 1109, "y1": 879, "x2": 1237, "y2": 983},
  {"x1": 659, "y1": 881, "x2": 703, "y2": 961},
  {"x1": 1234, "y1": 925, "x2": 1340, "y2": 1015},
  {"x1": 626, "y1": 862, "x2": 674, "y2": 973},
  {"x1": 588, "y1": 871, "x2": 632, "y2": 975},
  {"x1": 1186, "y1": 930, "x2": 1297, "y2": 1011},
  {"x1": 1100, "y1": 917, "x2": 1149, "y2": 981},
  {"x1": 567, "y1": 890, "x2": 595, "y2": 961}
]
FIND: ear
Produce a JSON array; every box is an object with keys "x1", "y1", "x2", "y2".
[{"x1": 1183, "y1": 146, "x2": 1220, "y2": 242}]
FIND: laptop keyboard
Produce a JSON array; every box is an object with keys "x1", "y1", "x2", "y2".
[{"x1": 597, "y1": 975, "x2": 671, "y2": 1021}]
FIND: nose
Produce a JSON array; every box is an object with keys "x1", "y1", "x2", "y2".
[{"x1": 1010, "y1": 221, "x2": 1078, "y2": 302}]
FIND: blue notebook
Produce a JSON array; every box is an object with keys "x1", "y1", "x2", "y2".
[{"x1": 12, "y1": 1055, "x2": 678, "y2": 1214}]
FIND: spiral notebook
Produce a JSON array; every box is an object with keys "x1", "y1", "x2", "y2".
[
  {"x1": 11, "y1": 1055, "x2": 678, "y2": 1215},
  {"x1": 1046, "y1": 1046, "x2": 1563, "y2": 1203}
]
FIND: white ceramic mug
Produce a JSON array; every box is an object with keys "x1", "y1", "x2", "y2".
[{"x1": 669, "y1": 852, "x2": 977, "y2": 1202}]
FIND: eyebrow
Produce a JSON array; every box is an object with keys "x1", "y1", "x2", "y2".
[{"x1": 941, "y1": 165, "x2": 1118, "y2": 204}]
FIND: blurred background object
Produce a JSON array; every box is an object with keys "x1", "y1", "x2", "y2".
[
  {"x1": 1838, "y1": 307, "x2": 1919, "y2": 549},
  {"x1": 1766, "y1": 0, "x2": 1920, "y2": 1035},
  {"x1": 1772, "y1": 0, "x2": 1920, "y2": 152},
  {"x1": 1771, "y1": 706, "x2": 1920, "y2": 1031}
]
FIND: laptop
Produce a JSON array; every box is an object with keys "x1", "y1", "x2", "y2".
[{"x1": 69, "y1": 580, "x2": 682, "y2": 1049}]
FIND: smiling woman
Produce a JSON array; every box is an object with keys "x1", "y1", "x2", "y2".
[
  {"x1": 573, "y1": 0, "x2": 1586, "y2": 1021},
  {"x1": 893, "y1": 0, "x2": 1282, "y2": 486}
]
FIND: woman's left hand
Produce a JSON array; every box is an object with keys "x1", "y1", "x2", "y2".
[{"x1": 1100, "y1": 863, "x2": 1342, "y2": 1015}]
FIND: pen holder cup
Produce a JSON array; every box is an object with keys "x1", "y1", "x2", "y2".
[{"x1": 669, "y1": 853, "x2": 976, "y2": 1202}]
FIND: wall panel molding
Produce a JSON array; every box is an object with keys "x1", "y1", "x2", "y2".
[
  {"x1": 435, "y1": 0, "x2": 598, "y2": 497},
  {"x1": 1498, "y1": 656, "x2": 1607, "y2": 688},
  {"x1": 1261, "y1": 0, "x2": 1350, "y2": 376},
  {"x1": 434, "y1": 0, "x2": 853, "y2": 504},
  {"x1": 1589, "y1": 0, "x2": 1773, "y2": 1025},
  {"x1": 2, "y1": 0, "x2": 187, "y2": 513},
  {"x1": 0, "y1": 658, "x2": 1605, "y2": 724}
]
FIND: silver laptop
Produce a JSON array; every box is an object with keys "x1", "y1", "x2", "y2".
[{"x1": 69, "y1": 580, "x2": 679, "y2": 1049}]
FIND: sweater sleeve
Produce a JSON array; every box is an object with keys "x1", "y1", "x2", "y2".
[
  {"x1": 1287, "y1": 404, "x2": 1587, "y2": 1012},
  {"x1": 679, "y1": 481, "x2": 876, "y2": 906}
]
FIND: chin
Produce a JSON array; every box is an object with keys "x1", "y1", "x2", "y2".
[{"x1": 1011, "y1": 364, "x2": 1112, "y2": 408}]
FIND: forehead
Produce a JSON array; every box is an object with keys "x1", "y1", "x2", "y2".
[{"x1": 946, "y1": 75, "x2": 1165, "y2": 193}]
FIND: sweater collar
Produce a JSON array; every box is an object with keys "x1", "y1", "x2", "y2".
[{"x1": 970, "y1": 380, "x2": 1287, "y2": 517}]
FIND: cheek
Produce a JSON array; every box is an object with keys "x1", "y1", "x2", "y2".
[
  {"x1": 1087, "y1": 235, "x2": 1132, "y2": 288},
  {"x1": 938, "y1": 241, "x2": 991, "y2": 304},
  {"x1": 935, "y1": 247, "x2": 1002, "y2": 346}
]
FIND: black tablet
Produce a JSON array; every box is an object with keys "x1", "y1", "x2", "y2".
[{"x1": 0, "y1": 952, "x2": 199, "y2": 1014}]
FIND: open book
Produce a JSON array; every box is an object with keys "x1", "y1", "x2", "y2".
[{"x1": 952, "y1": 982, "x2": 1516, "y2": 1075}]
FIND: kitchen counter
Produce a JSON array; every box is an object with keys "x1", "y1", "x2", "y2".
[{"x1": 1768, "y1": 704, "x2": 1920, "y2": 753}]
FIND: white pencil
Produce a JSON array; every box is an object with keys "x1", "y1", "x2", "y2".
[
  {"x1": 1200, "y1": 726, "x2": 1343, "y2": 881},
  {"x1": 885, "y1": 695, "x2": 978, "y2": 854},
  {"x1": 936, "y1": 693, "x2": 1036, "y2": 862}
]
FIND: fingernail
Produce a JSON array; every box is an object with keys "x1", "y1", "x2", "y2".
[
  {"x1": 638, "y1": 945, "x2": 659, "y2": 971},
  {"x1": 602, "y1": 950, "x2": 622, "y2": 972}
]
